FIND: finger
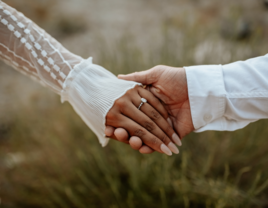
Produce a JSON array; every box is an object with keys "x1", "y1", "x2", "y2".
[
  {"x1": 167, "y1": 116, "x2": 173, "y2": 128},
  {"x1": 121, "y1": 101, "x2": 178, "y2": 154},
  {"x1": 138, "y1": 87, "x2": 168, "y2": 119},
  {"x1": 118, "y1": 68, "x2": 157, "y2": 84},
  {"x1": 109, "y1": 134, "x2": 129, "y2": 144},
  {"x1": 112, "y1": 128, "x2": 149, "y2": 151},
  {"x1": 138, "y1": 88, "x2": 181, "y2": 146},
  {"x1": 149, "y1": 87, "x2": 182, "y2": 146},
  {"x1": 105, "y1": 126, "x2": 115, "y2": 137},
  {"x1": 134, "y1": 93, "x2": 181, "y2": 148},
  {"x1": 149, "y1": 86, "x2": 170, "y2": 105},
  {"x1": 116, "y1": 114, "x2": 172, "y2": 156},
  {"x1": 124, "y1": 101, "x2": 170, "y2": 146},
  {"x1": 145, "y1": 86, "x2": 174, "y2": 128},
  {"x1": 131, "y1": 92, "x2": 179, "y2": 152},
  {"x1": 129, "y1": 136, "x2": 155, "y2": 154},
  {"x1": 129, "y1": 136, "x2": 143, "y2": 150},
  {"x1": 143, "y1": 86, "x2": 174, "y2": 128},
  {"x1": 105, "y1": 126, "x2": 129, "y2": 144},
  {"x1": 139, "y1": 145, "x2": 154, "y2": 154},
  {"x1": 114, "y1": 128, "x2": 129, "y2": 143}
]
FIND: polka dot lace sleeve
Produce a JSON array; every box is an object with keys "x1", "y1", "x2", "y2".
[
  {"x1": 0, "y1": 1, "x2": 83, "y2": 94},
  {"x1": 0, "y1": 1, "x2": 141, "y2": 146}
]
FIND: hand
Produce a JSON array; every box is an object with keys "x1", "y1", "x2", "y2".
[
  {"x1": 105, "y1": 85, "x2": 180, "y2": 156},
  {"x1": 105, "y1": 126, "x2": 156, "y2": 154},
  {"x1": 118, "y1": 65, "x2": 194, "y2": 140}
]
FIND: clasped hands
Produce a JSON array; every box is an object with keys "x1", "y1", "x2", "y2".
[{"x1": 105, "y1": 65, "x2": 194, "y2": 156}]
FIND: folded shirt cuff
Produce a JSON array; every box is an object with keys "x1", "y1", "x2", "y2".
[{"x1": 184, "y1": 65, "x2": 226, "y2": 131}]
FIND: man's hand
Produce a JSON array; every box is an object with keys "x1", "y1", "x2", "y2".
[{"x1": 118, "y1": 65, "x2": 194, "y2": 139}]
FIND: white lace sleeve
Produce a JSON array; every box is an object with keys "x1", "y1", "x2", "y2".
[
  {"x1": 0, "y1": 1, "x2": 83, "y2": 94},
  {"x1": 0, "y1": 1, "x2": 140, "y2": 146}
]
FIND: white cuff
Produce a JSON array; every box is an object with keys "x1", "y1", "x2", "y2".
[
  {"x1": 184, "y1": 65, "x2": 226, "y2": 131},
  {"x1": 61, "y1": 57, "x2": 141, "y2": 147}
]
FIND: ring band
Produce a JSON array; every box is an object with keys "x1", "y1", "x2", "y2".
[{"x1": 138, "y1": 98, "x2": 147, "y2": 110}]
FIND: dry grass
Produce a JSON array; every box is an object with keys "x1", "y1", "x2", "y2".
[{"x1": 1, "y1": 1, "x2": 268, "y2": 208}]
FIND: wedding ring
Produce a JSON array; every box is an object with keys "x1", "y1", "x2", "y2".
[{"x1": 138, "y1": 98, "x2": 147, "y2": 110}]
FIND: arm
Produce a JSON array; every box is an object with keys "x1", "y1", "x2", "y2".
[
  {"x1": 185, "y1": 55, "x2": 268, "y2": 132},
  {"x1": 0, "y1": 2, "x2": 178, "y2": 155},
  {"x1": 0, "y1": 1, "x2": 82, "y2": 94},
  {"x1": 118, "y1": 55, "x2": 268, "y2": 139}
]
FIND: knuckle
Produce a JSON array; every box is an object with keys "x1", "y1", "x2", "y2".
[
  {"x1": 165, "y1": 125, "x2": 173, "y2": 134},
  {"x1": 134, "y1": 85, "x2": 140, "y2": 90},
  {"x1": 125, "y1": 87, "x2": 134, "y2": 95},
  {"x1": 134, "y1": 129, "x2": 145, "y2": 137},
  {"x1": 114, "y1": 98, "x2": 120, "y2": 105},
  {"x1": 115, "y1": 98, "x2": 127, "y2": 107},
  {"x1": 149, "y1": 137, "x2": 158, "y2": 146},
  {"x1": 161, "y1": 135, "x2": 169, "y2": 144},
  {"x1": 106, "y1": 112, "x2": 117, "y2": 120},
  {"x1": 151, "y1": 110, "x2": 161, "y2": 120},
  {"x1": 153, "y1": 65, "x2": 163, "y2": 70},
  {"x1": 144, "y1": 121, "x2": 155, "y2": 132},
  {"x1": 147, "y1": 72, "x2": 158, "y2": 83}
]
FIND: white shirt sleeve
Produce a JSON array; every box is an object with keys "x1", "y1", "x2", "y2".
[
  {"x1": 184, "y1": 54, "x2": 268, "y2": 132},
  {"x1": 0, "y1": 1, "x2": 140, "y2": 146}
]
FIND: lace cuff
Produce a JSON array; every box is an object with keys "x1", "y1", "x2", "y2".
[
  {"x1": 61, "y1": 58, "x2": 141, "y2": 146},
  {"x1": 0, "y1": 2, "x2": 141, "y2": 146}
]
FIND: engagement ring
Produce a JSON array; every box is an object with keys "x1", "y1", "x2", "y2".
[{"x1": 138, "y1": 98, "x2": 147, "y2": 110}]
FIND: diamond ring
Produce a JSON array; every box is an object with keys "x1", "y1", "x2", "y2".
[{"x1": 138, "y1": 98, "x2": 147, "y2": 110}]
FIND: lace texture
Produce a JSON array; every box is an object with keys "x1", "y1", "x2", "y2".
[
  {"x1": 61, "y1": 58, "x2": 141, "y2": 146},
  {"x1": 0, "y1": 1, "x2": 140, "y2": 146},
  {"x1": 0, "y1": 1, "x2": 83, "y2": 94}
]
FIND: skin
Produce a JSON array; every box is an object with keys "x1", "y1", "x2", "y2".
[
  {"x1": 105, "y1": 85, "x2": 180, "y2": 155},
  {"x1": 106, "y1": 65, "x2": 195, "y2": 154}
]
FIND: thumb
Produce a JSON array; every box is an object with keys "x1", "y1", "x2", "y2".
[{"x1": 118, "y1": 69, "x2": 157, "y2": 85}]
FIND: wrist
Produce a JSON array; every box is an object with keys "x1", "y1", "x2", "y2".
[{"x1": 61, "y1": 57, "x2": 141, "y2": 146}]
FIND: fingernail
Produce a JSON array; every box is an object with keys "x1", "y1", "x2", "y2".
[
  {"x1": 155, "y1": 87, "x2": 160, "y2": 93},
  {"x1": 167, "y1": 118, "x2": 173, "y2": 127},
  {"x1": 172, "y1": 133, "x2": 182, "y2": 146},
  {"x1": 168, "y1": 142, "x2": 179, "y2": 154},
  {"x1": 160, "y1": 144, "x2": 172, "y2": 156}
]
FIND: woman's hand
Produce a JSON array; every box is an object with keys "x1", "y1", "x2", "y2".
[
  {"x1": 118, "y1": 66, "x2": 194, "y2": 139},
  {"x1": 105, "y1": 85, "x2": 180, "y2": 156}
]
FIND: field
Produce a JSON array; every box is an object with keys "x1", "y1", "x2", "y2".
[{"x1": 1, "y1": 0, "x2": 268, "y2": 207}]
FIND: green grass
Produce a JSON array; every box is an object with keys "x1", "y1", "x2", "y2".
[
  {"x1": 1, "y1": 12, "x2": 268, "y2": 208},
  {"x1": 2, "y1": 101, "x2": 268, "y2": 208}
]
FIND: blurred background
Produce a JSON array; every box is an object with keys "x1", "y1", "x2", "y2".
[{"x1": 1, "y1": 0, "x2": 268, "y2": 207}]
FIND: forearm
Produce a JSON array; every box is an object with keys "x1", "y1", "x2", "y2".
[
  {"x1": 0, "y1": 1, "x2": 141, "y2": 147},
  {"x1": 185, "y1": 54, "x2": 268, "y2": 131},
  {"x1": 0, "y1": 1, "x2": 83, "y2": 94}
]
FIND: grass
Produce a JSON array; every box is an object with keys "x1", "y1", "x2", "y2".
[
  {"x1": 2, "y1": 101, "x2": 268, "y2": 208},
  {"x1": 1, "y1": 4, "x2": 268, "y2": 208}
]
